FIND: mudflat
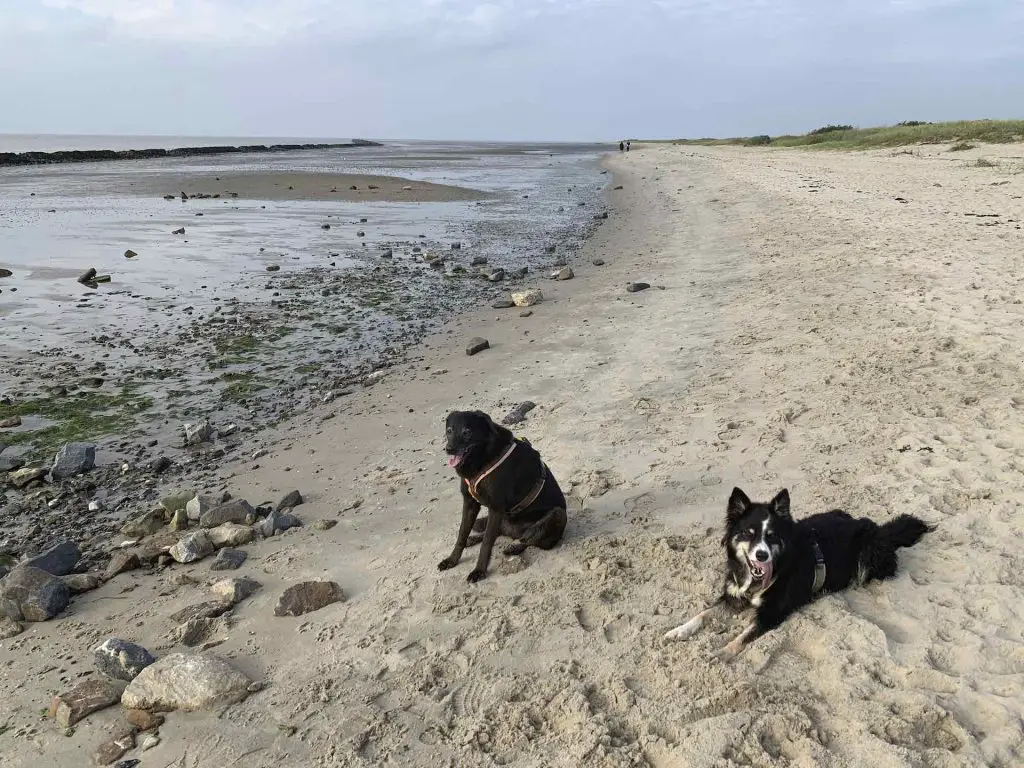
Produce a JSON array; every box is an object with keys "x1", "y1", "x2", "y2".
[{"x1": 123, "y1": 171, "x2": 490, "y2": 202}]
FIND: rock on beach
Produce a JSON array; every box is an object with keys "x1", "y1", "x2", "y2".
[{"x1": 121, "y1": 653, "x2": 251, "y2": 712}]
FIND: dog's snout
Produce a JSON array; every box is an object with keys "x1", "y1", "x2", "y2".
[{"x1": 755, "y1": 549, "x2": 769, "y2": 562}]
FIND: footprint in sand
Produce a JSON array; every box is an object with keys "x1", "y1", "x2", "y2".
[{"x1": 575, "y1": 603, "x2": 599, "y2": 632}]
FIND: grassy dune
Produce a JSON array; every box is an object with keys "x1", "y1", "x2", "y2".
[{"x1": 672, "y1": 119, "x2": 1024, "y2": 150}]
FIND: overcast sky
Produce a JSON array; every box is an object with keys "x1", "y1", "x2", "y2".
[{"x1": 2, "y1": 0, "x2": 1021, "y2": 141}]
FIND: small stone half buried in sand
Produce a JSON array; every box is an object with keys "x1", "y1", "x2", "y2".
[
  {"x1": 626, "y1": 282, "x2": 651, "y2": 293},
  {"x1": 466, "y1": 337, "x2": 490, "y2": 356},
  {"x1": 275, "y1": 581, "x2": 345, "y2": 617}
]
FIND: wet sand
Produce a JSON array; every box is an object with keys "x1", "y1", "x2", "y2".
[{"x1": 124, "y1": 171, "x2": 490, "y2": 202}]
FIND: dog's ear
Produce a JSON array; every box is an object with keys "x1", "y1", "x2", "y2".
[
  {"x1": 726, "y1": 487, "x2": 751, "y2": 523},
  {"x1": 771, "y1": 489, "x2": 791, "y2": 519}
]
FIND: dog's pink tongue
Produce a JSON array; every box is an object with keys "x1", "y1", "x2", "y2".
[
  {"x1": 447, "y1": 455, "x2": 460, "y2": 468},
  {"x1": 760, "y1": 560, "x2": 773, "y2": 585}
]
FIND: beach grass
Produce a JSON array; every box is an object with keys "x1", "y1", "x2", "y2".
[{"x1": 670, "y1": 119, "x2": 1024, "y2": 150}]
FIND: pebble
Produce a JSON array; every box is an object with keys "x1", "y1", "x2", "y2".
[
  {"x1": 553, "y1": 266, "x2": 575, "y2": 281},
  {"x1": 93, "y1": 733, "x2": 135, "y2": 766},
  {"x1": 149, "y1": 456, "x2": 172, "y2": 474},
  {"x1": 124, "y1": 709, "x2": 164, "y2": 731},
  {"x1": 466, "y1": 337, "x2": 490, "y2": 356},
  {"x1": 626, "y1": 282, "x2": 651, "y2": 293},
  {"x1": 276, "y1": 489, "x2": 303, "y2": 511},
  {"x1": 512, "y1": 289, "x2": 543, "y2": 307},
  {"x1": 502, "y1": 401, "x2": 537, "y2": 426}
]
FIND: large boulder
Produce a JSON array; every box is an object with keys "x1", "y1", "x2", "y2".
[
  {"x1": 50, "y1": 442, "x2": 96, "y2": 480},
  {"x1": 94, "y1": 638, "x2": 157, "y2": 681},
  {"x1": 23, "y1": 540, "x2": 81, "y2": 576},
  {"x1": 121, "y1": 653, "x2": 251, "y2": 711},
  {"x1": 0, "y1": 566, "x2": 70, "y2": 621}
]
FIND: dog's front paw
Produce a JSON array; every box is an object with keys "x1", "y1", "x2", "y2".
[
  {"x1": 712, "y1": 640, "x2": 743, "y2": 663},
  {"x1": 437, "y1": 556, "x2": 459, "y2": 571},
  {"x1": 502, "y1": 542, "x2": 527, "y2": 556},
  {"x1": 664, "y1": 625, "x2": 696, "y2": 642},
  {"x1": 466, "y1": 568, "x2": 488, "y2": 584},
  {"x1": 664, "y1": 617, "x2": 702, "y2": 642}
]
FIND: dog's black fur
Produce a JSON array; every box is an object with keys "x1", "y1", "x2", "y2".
[
  {"x1": 665, "y1": 487, "x2": 932, "y2": 658},
  {"x1": 438, "y1": 410, "x2": 567, "y2": 583}
]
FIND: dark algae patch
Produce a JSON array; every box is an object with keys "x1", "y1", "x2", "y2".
[{"x1": 0, "y1": 389, "x2": 153, "y2": 457}]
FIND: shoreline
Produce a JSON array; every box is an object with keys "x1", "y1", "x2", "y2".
[
  {"x1": 4, "y1": 143, "x2": 1023, "y2": 766},
  {"x1": 0, "y1": 140, "x2": 382, "y2": 168}
]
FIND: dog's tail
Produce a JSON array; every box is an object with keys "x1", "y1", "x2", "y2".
[
  {"x1": 878, "y1": 514, "x2": 933, "y2": 549},
  {"x1": 859, "y1": 514, "x2": 933, "y2": 583}
]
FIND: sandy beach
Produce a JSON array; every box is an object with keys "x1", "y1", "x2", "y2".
[{"x1": 4, "y1": 141, "x2": 1024, "y2": 767}]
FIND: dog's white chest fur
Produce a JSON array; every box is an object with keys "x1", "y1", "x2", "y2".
[{"x1": 727, "y1": 573, "x2": 768, "y2": 606}]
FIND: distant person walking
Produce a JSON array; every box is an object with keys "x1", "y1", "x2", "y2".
[
  {"x1": 626, "y1": 141, "x2": 631, "y2": 152},
  {"x1": 619, "y1": 141, "x2": 624, "y2": 152}
]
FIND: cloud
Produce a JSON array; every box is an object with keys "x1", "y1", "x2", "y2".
[
  {"x1": 37, "y1": 0, "x2": 601, "y2": 44},
  {"x1": 3, "y1": 0, "x2": 1022, "y2": 139}
]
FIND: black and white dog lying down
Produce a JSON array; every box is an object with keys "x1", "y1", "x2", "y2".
[
  {"x1": 665, "y1": 487, "x2": 932, "y2": 659},
  {"x1": 438, "y1": 410, "x2": 567, "y2": 583}
]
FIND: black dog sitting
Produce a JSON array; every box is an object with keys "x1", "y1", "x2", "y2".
[{"x1": 439, "y1": 410, "x2": 567, "y2": 582}]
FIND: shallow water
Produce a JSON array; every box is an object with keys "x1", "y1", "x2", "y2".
[{"x1": 0, "y1": 139, "x2": 611, "y2": 456}]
